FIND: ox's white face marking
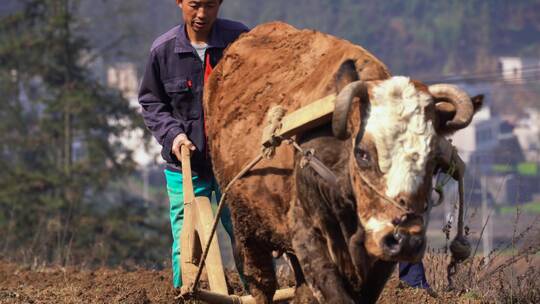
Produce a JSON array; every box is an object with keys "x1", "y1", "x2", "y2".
[
  {"x1": 364, "y1": 76, "x2": 436, "y2": 198},
  {"x1": 364, "y1": 217, "x2": 392, "y2": 233}
]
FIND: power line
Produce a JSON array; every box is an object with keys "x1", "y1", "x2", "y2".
[
  {"x1": 421, "y1": 65, "x2": 540, "y2": 85},
  {"x1": 489, "y1": 80, "x2": 540, "y2": 88},
  {"x1": 426, "y1": 75, "x2": 540, "y2": 85},
  {"x1": 425, "y1": 72, "x2": 540, "y2": 84},
  {"x1": 420, "y1": 64, "x2": 540, "y2": 82}
]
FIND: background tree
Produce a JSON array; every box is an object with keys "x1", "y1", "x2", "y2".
[{"x1": 0, "y1": 0, "x2": 167, "y2": 266}]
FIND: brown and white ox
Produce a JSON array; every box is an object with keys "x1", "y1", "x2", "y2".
[{"x1": 204, "y1": 22, "x2": 480, "y2": 303}]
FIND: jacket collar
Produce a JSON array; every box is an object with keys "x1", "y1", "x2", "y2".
[{"x1": 174, "y1": 20, "x2": 226, "y2": 53}]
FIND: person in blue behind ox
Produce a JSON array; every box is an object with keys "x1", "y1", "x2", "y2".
[
  {"x1": 399, "y1": 261, "x2": 438, "y2": 297},
  {"x1": 138, "y1": 0, "x2": 249, "y2": 289},
  {"x1": 399, "y1": 261, "x2": 429, "y2": 288}
]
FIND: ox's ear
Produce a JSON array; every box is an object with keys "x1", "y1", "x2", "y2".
[
  {"x1": 332, "y1": 60, "x2": 363, "y2": 139},
  {"x1": 471, "y1": 94, "x2": 484, "y2": 113},
  {"x1": 334, "y1": 59, "x2": 360, "y2": 92}
]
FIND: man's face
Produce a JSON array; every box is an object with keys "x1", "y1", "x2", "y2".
[{"x1": 178, "y1": 0, "x2": 221, "y2": 36}]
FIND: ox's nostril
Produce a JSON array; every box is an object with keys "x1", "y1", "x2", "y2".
[
  {"x1": 383, "y1": 233, "x2": 402, "y2": 255},
  {"x1": 399, "y1": 199, "x2": 406, "y2": 207}
]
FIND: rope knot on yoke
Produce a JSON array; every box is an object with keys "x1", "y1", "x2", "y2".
[{"x1": 261, "y1": 105, "x2": 286, "y2": 159}]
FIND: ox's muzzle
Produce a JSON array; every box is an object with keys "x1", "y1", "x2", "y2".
[
  {"x1": 381, "y1": 214, "x2": 426, "y2": 260},
  {"x1": 382, "y1": 231, "x2": 425, "y2": 258}
]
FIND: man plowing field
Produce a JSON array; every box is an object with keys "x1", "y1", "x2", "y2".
[{"x1": 138, "y1": 0, "x2": 248, "y2": 290}]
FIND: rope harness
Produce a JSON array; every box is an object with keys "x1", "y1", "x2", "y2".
[{"x1": 183, "y1": 105, "x2": 470, "y2": 297}]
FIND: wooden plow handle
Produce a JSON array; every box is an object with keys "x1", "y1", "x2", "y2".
[
  {"x1": 179, "y1": 145, "x2": 228, "y2": 295},
  {"x1": 179, "y1": 145, "x2": 198, "y2": 293},
  {"x1": 181, "y1": 145, "x2": 195, "y2": 201}
]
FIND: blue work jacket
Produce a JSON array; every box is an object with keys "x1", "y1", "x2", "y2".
[{"x1": 138, "y1": 19, "x2": 249, "y2": 177}]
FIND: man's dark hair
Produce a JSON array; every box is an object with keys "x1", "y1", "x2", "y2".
[{"x1": 176, "y1": 0, "x2": 223, "y2": 3}]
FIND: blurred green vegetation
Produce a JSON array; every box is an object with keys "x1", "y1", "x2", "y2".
[{"x1": 498, "y1": 202, "x2": 540, "y2": 215}]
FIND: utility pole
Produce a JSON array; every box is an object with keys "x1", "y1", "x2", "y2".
[
  {"x1": 59, "y1": 0, "x2": 75, "y2": 266},
  {"x1": 61, "y1": 0, "x2": 72, "y2": 177},
  {"x1": 143, "y1": 167, "x2": 149, "y2": 204},
  {"x1": 481, "y1": 174, "x2": 492, "y2": 260}
]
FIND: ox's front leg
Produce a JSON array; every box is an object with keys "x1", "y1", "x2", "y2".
[
  {"x1": 240, "y1": 239, "x2": 278, "y2": 304},
  {"x1": 290, "y1": 203, "x2": 356, "y2": 304},
  {"x1": 360, "y1": 260, "x2": 396, "y2": 303}
]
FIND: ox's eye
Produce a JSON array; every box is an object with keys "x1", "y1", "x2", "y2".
[{"x1": 355, "y1": 147, "x2": 371, "y2": 168}]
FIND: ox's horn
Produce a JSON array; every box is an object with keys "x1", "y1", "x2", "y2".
[
  {"x1": 429, "y1": 84, "x2": 474, "y2": 132},
  {"x1": 332, "y1": 81, "x2": 368, "y2": 139}
]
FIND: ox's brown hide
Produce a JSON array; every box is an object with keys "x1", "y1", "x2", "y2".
[{"x1": 204, "y1": 22, "x2": 390, "y2": 248}]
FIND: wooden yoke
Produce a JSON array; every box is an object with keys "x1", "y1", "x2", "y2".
[
  {"x1": 180, "y1": 145, "x2": 228, "y2": 294},
  {"x1": 261, "y1": 94, "x2": 337, "y2": 147},
  {"x1": 280, "y1": 94, "x2": 337, "y2": 138}
]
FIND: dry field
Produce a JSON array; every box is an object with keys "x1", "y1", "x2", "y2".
[
  {"x1": 0, "y1": 260, "x2": 456, "y2": 304},
  {"x1": 1, "y1": 251, "x2": 538, "y2": 304},
  {"x1": 1, "y1": 206, "x2": 539, "y2": 303}
]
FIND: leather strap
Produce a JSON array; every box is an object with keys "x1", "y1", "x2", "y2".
[{"x1": 299, "y1": 149, "x2": 339, "y2": 187}]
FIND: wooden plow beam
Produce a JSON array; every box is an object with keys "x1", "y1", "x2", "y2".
[{"x1": 195, "y1": 288, "x2": 296, "y2": 304}]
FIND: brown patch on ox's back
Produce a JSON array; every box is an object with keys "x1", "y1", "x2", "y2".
[{"x1": 204, "y1": 21, "x2": 391, "y2": 246}]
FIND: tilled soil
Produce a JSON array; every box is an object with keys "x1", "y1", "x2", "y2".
[
  {"x1": 0, "y1": 262, "x2": 176, "y2": 304},
  {"x1": 0, "y1": 261, "x2": 473, "y2": 304}
]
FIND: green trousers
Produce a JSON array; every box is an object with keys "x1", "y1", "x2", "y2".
[{"x1": 164, "y1": 169, "x2": 236, "y2": 288}]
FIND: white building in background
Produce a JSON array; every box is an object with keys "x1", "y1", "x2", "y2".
[
  {"x1": 107, "y1": 62, "x2": 162, "y2": 168},
  {"x1": 498, "y1": 56, "x2": 540, "y2": 84},
  {"x1": 513, "y1": 108, "x2": 540, "y2": 162},
  {"x1": 499, "y1": 57, "x2": 525, "y2": 84},
  {"x1": 449, "y1": 82, "x2": 529, "y2": 167},
  {"x1": 449, "y1": 82, "x2": 534, "y2": 204},
  {"x1": 450, "y1": 104, "x2": 490, "y2": 164},
  {"x1": 107, "y1": 63, "x2": 139, "y2": 106}
]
